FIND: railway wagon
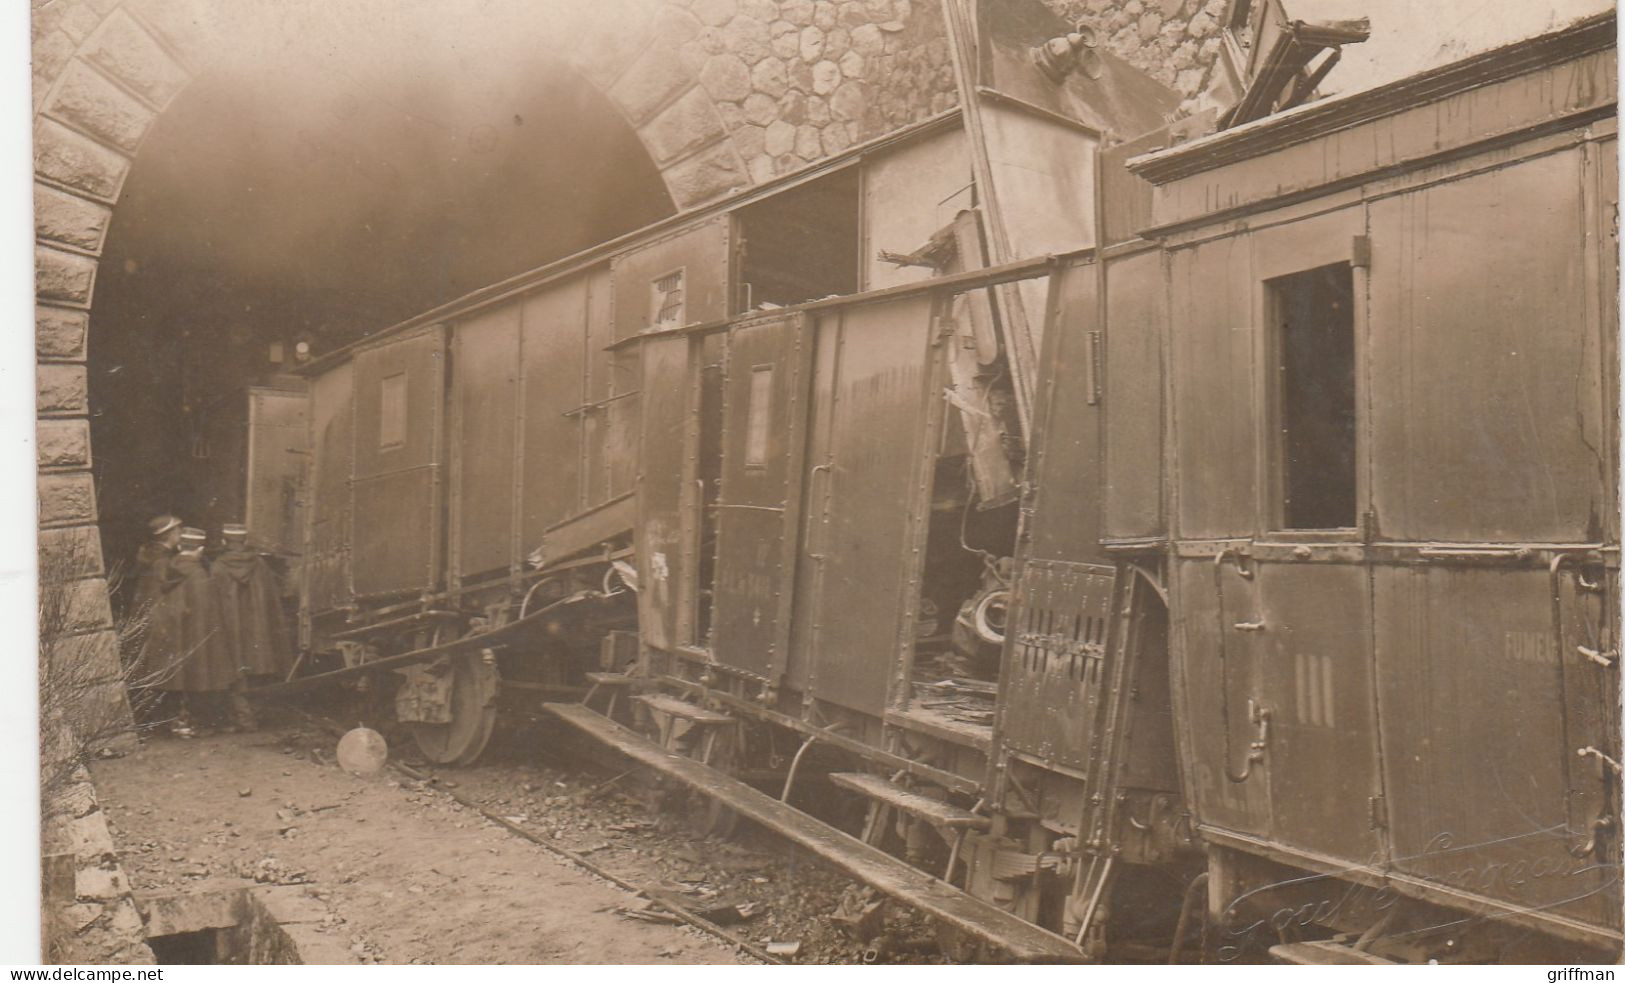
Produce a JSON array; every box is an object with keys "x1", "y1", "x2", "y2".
[
  {"x1": 274, "y1": 0, "x2": 1172, "y2": 782},
  {"x1": 252, "y1": 1, "x2": 1621, "y2": 965},
  {"x1": 1118, "y1": 11, "x2": 1620, "y2": 962},
  {"x1": 545, "y1": 9, "x2": 1621, "y2": 964}
]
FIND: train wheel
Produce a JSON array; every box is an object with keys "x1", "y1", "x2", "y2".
[{"x1": 410, "y1": 650, "x2": 500, "y2": 766}]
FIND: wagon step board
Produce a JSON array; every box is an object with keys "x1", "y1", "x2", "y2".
[
  {"x1": 543, "y1": 702, "x2": 1084, "y2": 963},
  {"x1": 1270, "y1": 941, "x2": 1397, "y2": 965},
  {"x1": 828, "y1": 772, "x2": 991, "y2": 830},
  {"x1": 632, "y1": 694, "x2": 734, "y2": 726},
  {"x1": 584, "y1": 671, "x2": 637, "y2": 686}
]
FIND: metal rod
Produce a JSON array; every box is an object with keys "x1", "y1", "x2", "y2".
[
  {"x1": 779, "y1": 734, "x2": 819, "y2": 802},
  {"x1": 944, "y1": 830, "x2": 966, "y2": 883},
  {"x1": 1073, "y1": 855, "x2": 1114, "y2": 947},
  {"x1": 562, "y1": 389, "x2": 642, "y2": 417},
  {"x1": 329, "y1": 609, "x2": 462, "y2": 641},
  {"x1": 1168, "y1": 871, "x2": 1208, "y2": 964},
  {"x1": 252, "y1": 591, "x2": 597, "y2": 698}
]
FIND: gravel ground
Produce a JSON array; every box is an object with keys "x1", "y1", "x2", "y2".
[{"x1": 90, "y1": 705, "x2": 949, "y2": 964}]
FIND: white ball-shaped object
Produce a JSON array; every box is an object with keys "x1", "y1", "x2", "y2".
[{"x1": 337, "y1": 726, "x2": 388, "y2": 776}]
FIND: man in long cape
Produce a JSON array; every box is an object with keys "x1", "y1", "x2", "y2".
[
  {"x1": 135, "y1": 526, "x2": 236, "y2": 735},
  {"x1": 209, "y1": 523, "x2": 292, "y2": 729}
]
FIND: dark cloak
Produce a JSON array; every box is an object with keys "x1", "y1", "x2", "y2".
[
  {"x1": 135, "y1": 552, "x2": 237, "y2": 692},
  {"x1": 129, "y1": 541, "x2": 174, "y2": 627},
  {"x1": 209, "y1": 547, "x2": 293, "y2": 677}
]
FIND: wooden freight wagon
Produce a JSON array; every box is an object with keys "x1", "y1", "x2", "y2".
[{"x1": 1119, "y1": 10, "x2": 1619, "y2": 961}]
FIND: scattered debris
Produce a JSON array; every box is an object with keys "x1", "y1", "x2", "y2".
[
  {"x1": 764, "y1": 940, "x2": 802, "y2": 957},
  {"x1": 244, "y1": 856, "x2": 312, "y2": 885},
  {"x1": 617, "y1": 904, "x2": 681, "y2": 926},
  {"x1": 694, "y1": 901, "x2": 764, "y2": 926},
  {"x1": 831, "y1": 885, "x2": 886, "y2": 941}
]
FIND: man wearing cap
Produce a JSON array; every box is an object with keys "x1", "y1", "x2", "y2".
[
  {"x1": 210, "y1": 523, "x2": 292, "y2": 730},
  {"x1": 135, "y1": 526, "x2": 237, "y2": 736},
  {"x1": 130, "y1": 514, "x2": 182, "y2": 626}
]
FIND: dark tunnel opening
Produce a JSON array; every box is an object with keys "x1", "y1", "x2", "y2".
[{"x1": 89, "y1": 49, "x2": 673, "y2": 612}]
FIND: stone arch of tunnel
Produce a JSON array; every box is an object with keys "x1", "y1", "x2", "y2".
[{"x1": 33, "y1": 0, "x2": 961, "y2": 726}]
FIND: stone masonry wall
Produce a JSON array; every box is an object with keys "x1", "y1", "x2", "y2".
[{"x1": 667, "y1": 0, "x2": 957, "y2": 184}]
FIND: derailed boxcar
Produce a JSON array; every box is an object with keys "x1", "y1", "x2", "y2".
[
  {"x1": 553, "y1": 8, "x2": 1618, "y2": 964},
  {"x1": 251, "y1": 0, "x2": 1619, "y2": 964},
  {"x1": 1122, "y1": 12, "x2": 1620, "y2": 961}
]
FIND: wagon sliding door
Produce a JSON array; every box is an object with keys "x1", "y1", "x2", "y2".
[
  {"x1": 801, "y1": 296, "x2": 939, "y2": 715},
  {"x1": 349, "y1": 324, "x2": 447, "y2": 598},
  {"x1": 708, "y1": 313, "x2": 812, "y2": 683}
]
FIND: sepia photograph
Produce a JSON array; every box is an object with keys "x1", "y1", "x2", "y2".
[{"x1": 23, "y1": 0, "x2": 1624, "y2": 968}]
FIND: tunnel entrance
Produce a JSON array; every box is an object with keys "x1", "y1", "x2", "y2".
[{"x1": 87, "y1": 40, "x2": 673, "y2": 615}]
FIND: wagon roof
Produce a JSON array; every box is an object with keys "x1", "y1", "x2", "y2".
[{"x1": 1126, "y1": 9, "x2": 1616, "y2": 186}]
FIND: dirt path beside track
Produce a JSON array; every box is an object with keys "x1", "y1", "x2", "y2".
[{"x1": 91, "y1": 722, "x2": 748, "y2": 965}]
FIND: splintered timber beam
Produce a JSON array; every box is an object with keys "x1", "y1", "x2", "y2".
[{"x1": 543, "y1": 702, "x2": 1086, "y2": 964}]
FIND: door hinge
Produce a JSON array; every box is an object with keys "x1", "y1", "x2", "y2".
[
  {"x1": 1351, "y1": 235, "x2": 1372, "y2": 269},
  {"x1": 1085, "y1": 330, "x2": 1103, "y2": 405},
  {"x1": 1368, "y1": 794, "x2": 1388, "y2": 830}
]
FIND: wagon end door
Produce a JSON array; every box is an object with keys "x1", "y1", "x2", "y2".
[
  {"x1": 708, "y1": 313, "x2": 813, "y2": 684},
  {"x1": 245, "y1": 386, "x2": 308, "y2": 559}
]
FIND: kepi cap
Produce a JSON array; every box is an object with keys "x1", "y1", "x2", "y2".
[
  {"x1": 222, "y1": 523, "x2": 249, "y2": 539},
  {"x1": 179, "y1": 527, "x2": 207, "y2": 547}
]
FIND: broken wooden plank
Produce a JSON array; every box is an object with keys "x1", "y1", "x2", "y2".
[
  {"x1": 828, "y1": 773, "x2": 991, "y2": 830},
  {"x1": 632, "y1": 694, "x2": 734, "y2": 726},
  {"x1": 544, "y1": 702, "x2": 1082, "y2": 963}
]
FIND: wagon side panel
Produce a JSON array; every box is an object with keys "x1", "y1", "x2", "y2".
[
  {"x1": 1168, "y1": 238, "x2": 1256, "y2": 540},
  {"x1": 349, "y1": 325, "x2": 447, "y2": 598},
  {"x1": 451, "y1": 304, "x2": 520, "y2": 583},
  {"x1": 1367, "y1": 150, "x2": 1604, "y2": 544},
  {"x1": 304, "y1": 362, "x2": 353, "y2": 616},
  {"x1": 1372, "y1": 566, "x2": 1613, "y2": 928},
  {"x1": 519, "y1": 274, "x2": 591, "y2": 548},
  {"x1": 1102, "y1": 248, "x2": 1165, "y2": 542}
]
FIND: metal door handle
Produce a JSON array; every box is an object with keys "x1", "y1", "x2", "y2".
[
  {"x1": 1578, "y1": 645, "x2": 1618, "y2": 668},
  {"x1": 1571, "y1": 815, "x2": 1615, "y2": 858},
  {"x1": 1577, "y1": 746, "x2": 1622, "y2": 776}
]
